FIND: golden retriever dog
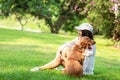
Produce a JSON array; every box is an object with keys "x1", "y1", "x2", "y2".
[
  {"x1": 61, "y1": 36, "x2": 95, "y2": 77},
  {"x1": 31, "y1": 36, "x2": 95, "y2": 77}
]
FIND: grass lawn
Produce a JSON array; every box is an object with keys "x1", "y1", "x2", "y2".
[{"x1": 0, "y1": 28, "x2": 120, "y2": 80}]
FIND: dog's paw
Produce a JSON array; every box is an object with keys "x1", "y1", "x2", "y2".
[{"x1": 30, "y1": 67, "x2": 40, "y2": 72}]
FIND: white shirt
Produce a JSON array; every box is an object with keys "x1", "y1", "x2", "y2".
[{"x1": 83, "y1": 45, "x2": 96, "y2": 75}]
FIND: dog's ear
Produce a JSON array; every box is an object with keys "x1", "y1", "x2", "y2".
[
  {"x1": 79, "y1": 41, "x2": 88, "y2": 49},
  {"x1": 75, "y1": 40, "x2": 86, "y2": 49},
  {"x1": 89, "y1": 40, "x2": 96, "y2": 45}
]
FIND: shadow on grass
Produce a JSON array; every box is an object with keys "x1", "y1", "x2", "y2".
[
  {"x1": 1, "y1": 67, "x2": 120, "y2": 80},
  {"x1": 0, "y1": 69, "x2": 73, "y2": 80}
]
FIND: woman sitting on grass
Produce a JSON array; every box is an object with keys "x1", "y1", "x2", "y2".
[{"x1": 31, "y1": 23, "x2": 96, "y2": 75}]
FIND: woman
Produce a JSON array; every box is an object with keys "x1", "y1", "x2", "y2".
[
  {"x1": 75, "y1": 23, "x2": 96, "y2": 75},
  {"x1": 31, "y1": 23, "x2": 96, "y2": 75}
]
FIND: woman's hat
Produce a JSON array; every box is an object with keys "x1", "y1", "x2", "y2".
[{"x1": 75, "y1": 23, "x2": 93, "y2": 32}]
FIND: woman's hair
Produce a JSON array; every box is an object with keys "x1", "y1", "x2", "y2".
[{"x1": 81, "y1": 30, "x2": 94, "y2": 40}]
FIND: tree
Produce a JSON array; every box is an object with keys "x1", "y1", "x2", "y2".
[
  {"x1": 86, "y1": 0, "x2": 120, "y2": 41},
  {"x1": 0, "y1": 0, "x2": 88, "y2": 33}
]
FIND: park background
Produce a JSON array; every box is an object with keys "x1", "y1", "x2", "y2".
[{"x1": 0, "y1": 0, "x2": 120, "y2": 80}]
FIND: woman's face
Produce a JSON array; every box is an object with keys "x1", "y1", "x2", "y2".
[{"x1": 78, "y1": 31, "x2": 82, "y2": 37}]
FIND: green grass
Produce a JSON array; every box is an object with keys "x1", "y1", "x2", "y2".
[{"x1": 0, "y1": 28, "x2": 120, "y2": 80}]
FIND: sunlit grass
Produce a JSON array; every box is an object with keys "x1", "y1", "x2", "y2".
[{"x1": 0, "y1": 28, "x2": 120, "y2": 80}]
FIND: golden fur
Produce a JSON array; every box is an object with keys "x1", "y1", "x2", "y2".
[{"x1": 61, "y1": 36, "x2": 95, "y2": 77}]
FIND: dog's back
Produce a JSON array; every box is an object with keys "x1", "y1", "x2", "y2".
[
  {"x1": 62, "y1": 59, "x2": 83, "y2": 77},
  {"x1": 61, "y1": 41, "x2": 84, "y2": 77}
]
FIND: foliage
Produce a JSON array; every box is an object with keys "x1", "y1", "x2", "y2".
[
  {"x1": 0, "y1": 0, "x2": 88, "y2": 33},
  {"x1": 86, "y1": 0, "x2": 120, "y2": 41},
  {"x1": 0, "y1": 0, "x2": 120, "y2": 41}
]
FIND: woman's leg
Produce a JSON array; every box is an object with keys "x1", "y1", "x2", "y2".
[
  {"x1": 39, "y1": 56, "x2": 62, "y2": 70},
  {"x1": 30, "y1": 44, "x2": 69, "y2": 72},
  {"x1": 30, "y1": 56, "x2": 62, "y2": 71},
  {"x1": 30, "y1": 48, "x2": 63, "y2": 71}
]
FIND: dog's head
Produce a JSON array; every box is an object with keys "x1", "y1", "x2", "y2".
[{"x1": 75, "y1": 36, "x2": 96, "y2": 49}]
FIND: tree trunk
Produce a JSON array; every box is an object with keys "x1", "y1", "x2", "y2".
[{"x1": 50, "y1": 15, "x2": 69, "y2": 34}]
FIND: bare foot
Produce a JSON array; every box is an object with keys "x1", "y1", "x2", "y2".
[{"x1": 30, "y1": 67, "x2": 40, "y2": 72}]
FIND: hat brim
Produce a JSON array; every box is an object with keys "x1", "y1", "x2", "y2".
[{"x1": 74, "y1": 26, "x2": 83, "y2": 31}]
